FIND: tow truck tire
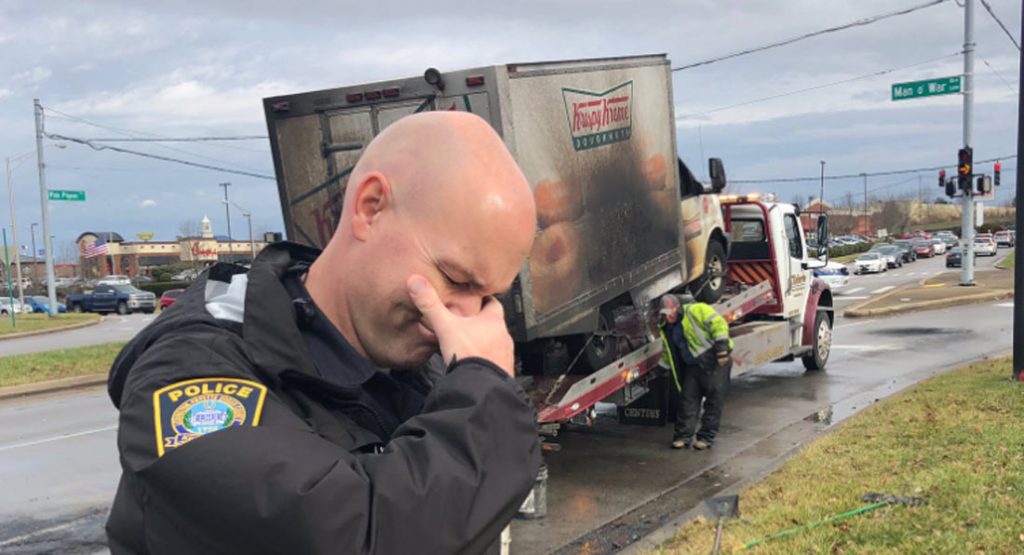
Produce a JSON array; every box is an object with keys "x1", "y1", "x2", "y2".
[
  {"x1": 691, "y1": 240, "x2": 727, "y2": 304},
  {"x1": 802, "y1": 310, "x2": 832, "y2": 371},
  {"x1": 570, "y1": 311, "x2": 618, "y2": 373},
  {"x1": 116, "y1": 301, "x2": 130, "y2": 315}
]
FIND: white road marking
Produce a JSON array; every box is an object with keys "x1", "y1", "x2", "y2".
[
  {"x1": 831, "y1": 344, "x2": 900, "y2": 352},
  {"x1": 889, "y1": 273, "x2": 903, "y2": 277},
  {"x1": 844, "y1": 287, "x2": 864, "y2": 294},
  {"x1": 835, "y1": 296, "x2": 869, "y2": 301},
  {"x1": 835, "y1": 319, "x2": 877, "y2": 330},
  {"x1": 872, "y1": 286, "x2": 896, "y2": 294},
  {"x1": 997, "y1": 302, "x2": 1014, "y2": 308},
  {"x1": 0, "y1": 425, "x2": 118, "y2": 453},
  {"x1": 0, "y1": 520, "x2": 85, "y2": 548}
]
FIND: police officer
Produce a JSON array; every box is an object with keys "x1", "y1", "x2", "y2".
[
  {"x1": 105, "y1": 112, "x2": 542, "y2": 554},
  {"x1": 658, "y1": 294, "x2": 733, "y2": 450}
]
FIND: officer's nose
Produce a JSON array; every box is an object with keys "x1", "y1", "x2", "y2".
[{"x1": 445, "y1": 292, "x2": 485, "y2": 318}]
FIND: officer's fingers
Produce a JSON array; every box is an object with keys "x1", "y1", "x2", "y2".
[
  {"x1": 479, "y1": 295, "x2": 506, "y2": 322},
  {"x1": 407, "y1": 275, "x2": 454, "y2": 334}
]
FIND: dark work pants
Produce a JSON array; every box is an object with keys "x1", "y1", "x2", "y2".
[{"x1": 674, "y1": 358, "x2": 731, "y2": 443}]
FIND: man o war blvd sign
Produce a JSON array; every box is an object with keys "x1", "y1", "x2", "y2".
[
  {"x1": 48, "y1": 189, "x2": 86, "y2": 201},
  {"x1": 891, "y1": 76, "x2": 961, "y2": 101}
]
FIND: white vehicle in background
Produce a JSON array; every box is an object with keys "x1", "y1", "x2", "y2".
[
  {"x1": 98, "y1": 275, "x2": 132, "y2": 286},
  {"x1": 854, "y1": 252, "x2": 887, "y2": 274},
  {"x1": 0, "y1": 298, "x2": 28, "y2": 314},
  {"x1": 813, "y1": 260, "x2": 850, "y2": 289},
  {"x1": 974, "y1": 237, "x2": 998, "y2": 256},
  {"x1": 930, "y1": 239, "x2": 947, "y2": 255}
]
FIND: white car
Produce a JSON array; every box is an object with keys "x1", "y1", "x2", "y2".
[
  {"x1": 930, "y1": 239, "x2": 947, "y2": 255},
  {"x1": 974, "y1": 238, "x2": 998, "y2": 256},
  {"x1": 854, "y1": 253, "x2": 887, "y2": 274},
  {"x1": 0, "y1": 298, "x2": 28, "y2": 314},
  {"x1": 98, "y1": 275, "x2": 132, "y2": 286},
  {"x1": 813, "y1": 261, "x2": 850, "y2": 289}
]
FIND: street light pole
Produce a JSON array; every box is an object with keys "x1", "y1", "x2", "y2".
[
  {"x1": 862, "y1": 173, "x2": 868, "y2": 237},
  {"x1": 818, "y1": 161, "x2": 825, "y2": 213},
  {"x1": 6, "y1": 157, "x2": 25, "y2": 308},
  {"x1": 34, "y1": 99, "x2": 57, "y2": 317},
  {"x1": 960, "y1": 0, "x2": 976, "y2": 286},
  {"x1": 30, "y1": 223, "x2": 37, "y2": 279},
  {"x1": 219, "y1": 182, "x2": 232, "y2": 263},
  {"x1": 223, "y1": 199, "x2": 256, "y2": 262}
]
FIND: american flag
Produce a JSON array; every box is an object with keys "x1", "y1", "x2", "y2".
[{"x1": 83, "y1": 238, "x2": 108, "y2": 258}]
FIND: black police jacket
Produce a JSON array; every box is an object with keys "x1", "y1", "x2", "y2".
[{"x1": 105, "y1": 242, "x2": 542, "y2": 554}]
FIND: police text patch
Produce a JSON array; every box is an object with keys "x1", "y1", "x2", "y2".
[{"x1": 153, "y1": 378, "x2": 267, "y2": 457}]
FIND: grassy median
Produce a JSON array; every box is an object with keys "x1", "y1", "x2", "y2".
[
  {"x1": 657, "y1": 358, "x2": 1024, "y2": 554},
  {"x1": 0, "y1": 342, "x2": 125, "y2": 388},
  {"x1": 997, "y1": 252, "x2": 1015, "y2": 270},
  {"x1": 0, "y1": 312, "x2": 100, "y2": 337}
]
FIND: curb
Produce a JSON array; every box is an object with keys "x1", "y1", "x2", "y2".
[
  {"x1": 843, "y1": 289, "x2": 1013, "y2": 318},
  {"x1": 0, "y1": 374, "x2": 107, "y2": 401},
  {"x1": 0, "y1": 317, "x2": 102, "y2": 341}
]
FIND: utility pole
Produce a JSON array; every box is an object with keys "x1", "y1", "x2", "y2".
[
  {"x1": 245, "y1": 211, "x2": 255, "y2": 261},
  {"x1": 818, "y1": 161, "x2": 825, "y2": 213},
  {"x1": 960, "y1": 0, "x2": 976, "y2": 286},
  {"x1": 34, "y1": 99, "x2": 57, "y2": 316},
  {"x1": 6, "y1": 157, "x2": 25, "y2": 308},
  {"x1": 30, "y1": 223, "x2": 37, "y2": 279},
  {"x1": 1012, "y1": 2, "x2": 1023, "y2": 382},
  {"x1": 219, "y1": 182, "x2": 232, "y2": 263},
  {"x1": 862, "y1": 173, "x2": 868, "y2": 237}
]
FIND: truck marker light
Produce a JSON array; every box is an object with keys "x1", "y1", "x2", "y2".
[
  {"x1": 271, "y1": 101, "x2": 290, "y2": 112},
  {"x1": 364, "y1": 90, "x2": 383, "y2": 100},
  {"x1": 466, "y1": 75, "x2": 485, "y2": 87},
  {"x1": 382, "y1": 88, "x2": 400, "y2": 98},
  {"x1": 346, "y1": 93, "x2": 364, "y2": 103}
]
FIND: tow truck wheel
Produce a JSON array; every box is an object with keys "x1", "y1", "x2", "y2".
[
  {"x1": 802, "y1": 310, "x2": 832, "y2": 371},
  {"x1": 691, "y1": 240, "x2": 727, "y2": 304}
]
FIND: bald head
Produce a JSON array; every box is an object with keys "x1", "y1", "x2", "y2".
[{"x1": 306, "y1": 111, "x2": 536, "y2": 369}]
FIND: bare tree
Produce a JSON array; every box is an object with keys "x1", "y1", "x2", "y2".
[
  {"x1": 875, "y1": 197, "x2": 912, "y2": 234},
  {"x1": 177, "y1": 219, "x2": 200, "y2": 239}
]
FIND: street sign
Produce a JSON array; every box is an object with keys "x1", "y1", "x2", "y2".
[
  {"x1": 48, "y1": 189, "x2": 86, "y2": 202},
  {"x1": 891, "y1": 76, "x2": 961, "y2": 101}
]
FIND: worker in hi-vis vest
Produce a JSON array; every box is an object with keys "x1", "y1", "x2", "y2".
[{"x1": 658, "y1": 294, "x2": 733, "y2": 450}]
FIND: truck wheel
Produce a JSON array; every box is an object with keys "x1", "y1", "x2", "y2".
[
  {"x1": 690, "y1": 240, "x2": 727, "y2": 304},
  {"x1": 569, "y1": 311, "x2": 619, "y2": 373},
  {"x1": 116, "y1": 301, "x2": 129, "y2": 315},
  {"x1": 71, "y1": 303, "x2": 83, "y2": 313},
  {"x1": 802, "y1": 310, "x2": 832, "y2": 371}
]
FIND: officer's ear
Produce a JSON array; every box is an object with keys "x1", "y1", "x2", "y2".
[{"x1": 350, "y1": 172, "x2": 392, "y2": 241}]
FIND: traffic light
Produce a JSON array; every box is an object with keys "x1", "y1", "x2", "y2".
[
  {"x1": 958, "y1": 147, "x2": 973, "y2": 191},
  {"x1": 994, "y1": 162, "x2": 1001, "y2": 186},
  {"x1": 976, "y1": 175, "x2": 992, "y2": 195},
  {"x1": 946, "y1": 179, "x2": 957, "y2": 197},
  {"x1": 938, "y1": 169, "x2": 946, "y2": 188}
]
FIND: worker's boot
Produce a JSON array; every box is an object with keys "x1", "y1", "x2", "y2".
[
  {"x1": 692, "y1": 439, "x2": 712, "y2": 450},
  {"x1": 671, "y1": 436, "x2": 691, "y2": 449}
]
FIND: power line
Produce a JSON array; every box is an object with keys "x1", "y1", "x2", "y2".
[
  {"x1": 45, "y1": 132, "x2": 276, "y2": 180},
  {"x1": 731, "y1": 153, "x2": 1016, "y2": 184},
  {"x1": 981, "y1": 57, "x2": 1019, "y2": 95},
  {"x1": 671, "y1": 0, "x2": 950, "y2": 72},
  {"x1": 680, "y1": 51, "x2": 961, "y2": 119},
  {"x1": 85, "y1": 136, "x2": 268, "y2": 143},
  {"x1": 979, "y1": 0, "x2": 1021, "y2": 50}
]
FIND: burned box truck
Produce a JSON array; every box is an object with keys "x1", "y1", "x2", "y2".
[{"x1": 264, "y1": 54, "x2": 724, "y2": 382}]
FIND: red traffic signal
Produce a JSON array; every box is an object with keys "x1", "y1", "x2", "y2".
[
  {"x1": 938, "y1": 169, "x2": 946, "y2": 188},
  {"x1": 994, "y1": 162, "x2": 1001, "y2": 186}
]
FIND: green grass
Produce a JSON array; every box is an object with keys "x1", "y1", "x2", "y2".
[
  {"x1": 657, "y1": 358, "x2": 1024, "y2": 554},
  {"x1": 831, "y1": 253, "x2": 861, "y2": 263},
  {"x1": 997, "y1": 252, "x2": 1015, "y2": 270},
  {"x1": 0, "y1": 312, "x2": 100, "y2": 337},
  {"x1": 0, "y1": 342, "x2": 125, "y2": 388}
]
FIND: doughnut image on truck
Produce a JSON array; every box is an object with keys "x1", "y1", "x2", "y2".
[{"x1": 262, "y1": 55, "x2": 831, "y2": 460}]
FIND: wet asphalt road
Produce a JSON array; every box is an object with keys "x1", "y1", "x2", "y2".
[{"x1": 0, "y1": 252, "x2": 1012, "y2": 554}]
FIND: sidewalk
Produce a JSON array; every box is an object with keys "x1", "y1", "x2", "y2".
[{"x1": 844, "y1": 268, "x2": 1013, "y2": 318}]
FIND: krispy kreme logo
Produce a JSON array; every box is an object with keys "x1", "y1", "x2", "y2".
[{"x1": 562, "y1": 81, "x2": 633, "y2": 151}]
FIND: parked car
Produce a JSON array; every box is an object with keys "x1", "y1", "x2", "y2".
[
  {"x1": 929, "y1": 238, "x2": 947, "y2": 255},
  {"x1": 131, "y1": 275, "x2": 154, "y2": 284},
  {"x1": 869, "y1": 244, "x2": 903, "y2": 268},
  {"x1": 854, "y1": 252, "x2": 887, "y2": 274},
  {"x1": 892, "y1": 240, "x2": 918, "y2": 262},
  {"x1": 159, "y1": 288, "x2": 185, "y2": 310},
  {"x1": 994, "y1": 230, "x2": 1014, "y2": 247},
  {"x1": 974, "y1": 237, "x2": 998, "y2": 256},
  {"x1": 813, "y1": 261, "x2": 850, "y2": 289},
  {"x1": 0, "y1": 298, "x2": 28, "y2": 314},
  {"x1": 913, "y1": 240, "x2": 935, "y2": 258},
  {"x1": 98, "y1": 275, "x2": 132, "y2": 286},
  {"x1": 25, "y1": 295, "x2": 67, "y2": 314},
  {"x1": 945, "y1": 247, "x2": 975, "y2": 268},
  {"x1": 66, "y1": 284, "x2": 157, "y2": 314},
  {"x1": 171, "y1": 268, "x2": 201, "y2": 281}
]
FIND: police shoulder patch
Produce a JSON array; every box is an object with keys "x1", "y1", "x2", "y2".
[{"x1": 153, "y1": 377, "x2": 268, "y2": 457}]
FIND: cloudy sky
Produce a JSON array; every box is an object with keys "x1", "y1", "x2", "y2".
[{"x1": 1, "y1": 0, "x2": 1019, "y2": 256}]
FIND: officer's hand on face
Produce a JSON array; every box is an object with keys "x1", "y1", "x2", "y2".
[{"x1": 407, "y1": 275, "x2": 515, "y2": 377}]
